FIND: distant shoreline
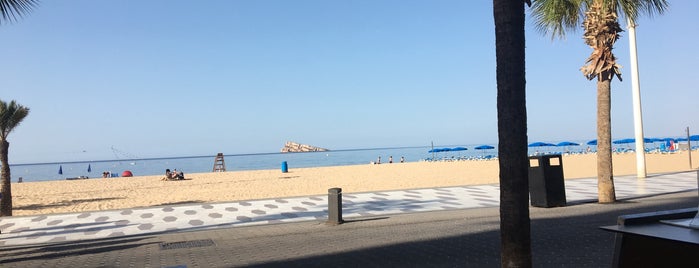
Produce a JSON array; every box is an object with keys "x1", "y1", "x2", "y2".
[{"x1": 8, "y1": 145, "x2": 433, "y2": 166}]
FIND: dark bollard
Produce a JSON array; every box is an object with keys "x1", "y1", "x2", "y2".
[{"x1": 327, "y1": 188, "x2": 343, "y2": 225}]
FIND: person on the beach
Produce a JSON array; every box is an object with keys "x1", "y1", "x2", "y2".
[
  {"x1": 174, "y1": 169, "x2": 185, "y2": 180},
  {"x1": 389, "y1": 156, "x2": 393, "y2": 164},
  {"x1": 162, "y1": 169, "x2": 173, "y2": 180},
  {"x1": 163, "y1": 169, "x2": 185, "y2": 180},
  {"x1": 400, "y1": 156, "x2": 405, "y2": 163},
  {"x1": 377, "y1": 156, "x2": 381, "y2": 164}
]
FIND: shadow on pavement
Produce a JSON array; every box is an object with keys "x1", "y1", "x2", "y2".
[{"x1": 242, "y1": 193, "x2": 697, "y2": 267}]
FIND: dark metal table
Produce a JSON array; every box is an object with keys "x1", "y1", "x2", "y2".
[{"x1": 601, "y1": 208, "x2": 699, "y2": 267}]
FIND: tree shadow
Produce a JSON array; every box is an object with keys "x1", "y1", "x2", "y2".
[
  {"x1": 153, "y1": 200, "x2": 207, "y2": 206},
  {"x1": 14, "y1": 197, "x2": 126, "y2": 211},
  {"x1": 0, "y1": 236, "x2": 157, "y2": 265}
]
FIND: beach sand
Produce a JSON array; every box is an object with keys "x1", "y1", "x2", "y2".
[{"x1": 10, "y1": 151, "x2": 699, "y2": 216}]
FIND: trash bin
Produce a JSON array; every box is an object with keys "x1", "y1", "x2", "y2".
[
  {"x1": 281, "y1": 161, "x2": 288, "y2": 173},
  {"x1": 528, "y1": 154, "x2": 566, "y2": 207}
]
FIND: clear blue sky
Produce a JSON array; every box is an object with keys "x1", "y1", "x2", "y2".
[{"x1": 2, "y1": 1, "x2": 698, "y2": 164}]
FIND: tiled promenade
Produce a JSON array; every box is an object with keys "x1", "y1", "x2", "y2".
[{"x1": 0, "y1": 171, "x2": 696, "y2": 248}]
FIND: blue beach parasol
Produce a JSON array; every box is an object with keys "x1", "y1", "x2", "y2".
[
  {"x1": 58, "y1": 165, "x2": 63, "y2": 175},
  {"x1": 87, "y1": 164, "x2": 92, "y2": 173},
  {"x1": 528, "y1": 142, "x2": 556, "y2": 155},
  {"x1": 612, "y1": 138, "x2": 635, "y2": 144},
  {"x1": 450, "y1": 147, "x2": 468, "y2": 158},
  {"x1": 688, "y1": 135, "x2": 699, "y2": 149},
  {"x1": 474, "y1": 145, "x2": 495, "y2": 158},
  {"x1": 556, "y1": 141, "x2": 580, "y2": 153},
  {"x1": 528, "y1": 142, "x2": 556, "y2": 147},
  {"x1": 427, "y1": 147, "x2": 452, "y2": 161},
  {"x1": 556, "y1": 141, "x2": 580, "y2": 147},
  {"x1": 474, "y1": 145, "x2": 495, "y2": 150},
  {"x1": 612, "y1": 138, "x2": 636, "y2": 152},
  {"x1": 587, "y1": 140, "x2": 597, "y2": 145}
]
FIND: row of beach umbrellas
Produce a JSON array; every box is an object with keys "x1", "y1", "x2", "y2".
[
  {"x1": 530, "y1": 136, "x2": 699, "y2": 147},
  {"x1": 429, "y1": 142, "x2": 571, "y2": 153},
  {"x1": 429, "y1": 135, "x2": 699, "y2": 154},
  {"x1": 428, "y1": 145, "x2": 494, "y2": 153},
  {"x1": 585, "y1": 136, "x2": 699, "y2": 146}
]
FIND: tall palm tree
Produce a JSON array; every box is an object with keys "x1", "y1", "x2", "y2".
[
  {"x1": 494, "y1": 0, "x2": 532, "y2": 266},
  {"x1": 530, "y1": 0, "x2": 668, "y2": 203},
  {"x1": 0, "y1": 0, "x2": 38, "y2": 25},
  {"x1": 0, "y1": 100, "x2": 30, "y2": 216}
]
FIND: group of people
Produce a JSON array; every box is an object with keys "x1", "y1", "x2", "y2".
[
  {"x1": 373, "y1": 156, "x2": 405, "y2": 164},
  {"x1": 162, "y1": 169, "x2": 185, "y2": 180}
]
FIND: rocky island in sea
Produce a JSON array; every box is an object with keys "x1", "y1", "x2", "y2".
[{"x1": 280, "y1": 141, "x2": 329, "y2": 153}]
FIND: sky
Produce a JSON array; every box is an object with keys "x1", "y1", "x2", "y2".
[{"x1": 2, "y1": 1, "x2": 698, "y2": 164}]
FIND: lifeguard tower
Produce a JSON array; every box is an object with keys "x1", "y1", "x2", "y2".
[{"x1": 212, "y1": 153, "x2": 226, "y2": 172}]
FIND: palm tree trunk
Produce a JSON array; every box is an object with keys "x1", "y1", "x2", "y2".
[
  {"x1": 494, "y1": 0, "x2": 532, "y2": 266},
  {"x1": 597, "y1": 76, "x2": 616, "y2": 203},
  {"x1": 0, "y1": 140, "x2": 12, "y2": 216}
]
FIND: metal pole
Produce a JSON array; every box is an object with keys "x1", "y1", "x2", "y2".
[
  {"x1": 627, "y1": 18, "x2": 647, "y2": 178},
  {"x1": 688, "y1": 127, "x2": 692, "y2": 169}
]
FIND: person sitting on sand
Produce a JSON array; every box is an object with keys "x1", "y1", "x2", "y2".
[
  {"x1": 162, "y1": 169, "x2": 174, "y2": 181},
  {"x1": 173, "y1": 169, "x2": 185, "y2": 180}
]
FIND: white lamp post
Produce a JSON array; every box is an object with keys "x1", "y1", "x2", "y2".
[{"x1": 628, "y1": 18, "x2": 647, "y2": 178}]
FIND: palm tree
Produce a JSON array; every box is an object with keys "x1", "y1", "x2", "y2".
[
  {"x1": 0, "y1": 0, "x2": 38, "y2": 25},
  {"x1": 0, "y1": 100, "x2": 30, "y2": 216},
  {"x1": 530, "y1": 0, "x2": 668, "y2": 203},
  {"x1": 494, "y1": 0, "x2": 532, "y2": 266},
  {"x1": 1, "y1": 1, "x2": 39, "y2": 217}
]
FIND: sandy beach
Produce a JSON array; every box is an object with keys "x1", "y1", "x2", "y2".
[{"x1": 10, "y1": 151, "x2": 699, "y2": 216}]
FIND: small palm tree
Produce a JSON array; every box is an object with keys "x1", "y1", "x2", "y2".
[
  {"x1": 1, "y1": 0, "x2": 39, "y2": 216},
  {"x1": 0, "y1": 0, "x2": 39, "y2": 25},
  {"x1": 530, "y1": 0, "x2": 668, "y2": 203},
  {"x1": 0, "y1": 100, "x2": 30, "y2": 216}
]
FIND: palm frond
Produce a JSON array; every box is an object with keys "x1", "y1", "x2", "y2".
[
  {"x1": 0, "y1": 0, "x2": 39, "y2": 25},
  {"x1": 0, "y1": 100, "x2": 30, "y2": 141},
  {"x1": 530, "y1": 0, "x2": 585, "y2": 39},
  {"x1": 613, "y1": 0, "x2": 669, "y2": 23}
]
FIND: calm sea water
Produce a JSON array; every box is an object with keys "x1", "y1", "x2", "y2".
[{"x1": 7, "y1": 145, "x2": 576, "y2": 183}]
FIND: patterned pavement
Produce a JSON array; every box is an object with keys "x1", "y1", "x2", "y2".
[{"x1": 0, "y1": 171, "x2": 696, "y2": 247}]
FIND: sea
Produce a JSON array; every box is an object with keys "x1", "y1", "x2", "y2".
[{"x1": 6, "y1": 145, "x2": 577, "y2": 183}]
